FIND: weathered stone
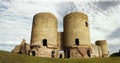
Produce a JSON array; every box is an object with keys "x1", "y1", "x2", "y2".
[
  {"x1": 12, "y1": 45, "x2": 21, "y2": 54},
  {"x1": 12, "y1": 39, "x2": 30, "y2": 55}
]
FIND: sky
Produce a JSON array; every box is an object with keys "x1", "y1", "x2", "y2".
[{"x1": 0, "y1": 0, "x2": 120, "y2": 54}]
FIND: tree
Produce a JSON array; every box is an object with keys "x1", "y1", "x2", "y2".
[{"x1": 110, "y1": 50, "x2": 120, "y2": 57}]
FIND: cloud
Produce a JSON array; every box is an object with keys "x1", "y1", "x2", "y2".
[
  {"x1": 56, "y1": 1, "x2": 77, "y2": 31},
  {"x1": 0, "y1": 44, "x2": 16, "y2": 46},
  {"x1": 0, "y1": 45, "x2": 15, "y2": 51},
  {"x1": 93, "y1": 0, "x2": 120, "y2": 15},
  {"x1": 94, "y1": 0, "x2": 120, "y2": 11},
  {"x1": 107, "y1": 28, "x2": 120, "y2": 39},
  {"x1": 109, "y1": 44, "x2": 120, "y2": 54}
]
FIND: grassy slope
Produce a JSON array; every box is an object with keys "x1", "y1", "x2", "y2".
[{"x1": 0, "y1": 50, "x2": 120, "y2": 63}]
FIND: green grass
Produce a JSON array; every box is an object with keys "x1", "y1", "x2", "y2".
[{"x1": 0, "y1": 50, "x2": 120, "y2": 63}]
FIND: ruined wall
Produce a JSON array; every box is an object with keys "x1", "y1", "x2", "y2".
[
  {"x1": 63, "y1": 12, "x2": 91, "y2": 47},
  {"x1": 95, "y1": 40, "x2": 109, "y2": 57},
  {"x1": 64, "y1": 46, "x2": 91, "y2": 58},
  {"x1": 30, "y1": 46, "x2": 59, "y2": 58},
  {"x1": 12, "y1": 39, "x2": 30, "y2": 55},
  {"x1": 91, "y1": 44, "x2": 102, "y2": 58}
]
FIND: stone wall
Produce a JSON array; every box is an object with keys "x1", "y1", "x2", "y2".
[
  {"x1": 64, "y1": 46, "x2": 91, "y2": 58},
  {"x1": 95, "y1": 40, "x2": 109, "y2": 57},
  {"x1": 91, "y1": 44, "x2": 102, "y2": 58},
  {"x1": 12, "y1": 39, "x2": 30, "y2": 55},
  {"x1": 57, "y1": 32, "x2": 64, "y2": 50},
  {"x1": 30, "y1": 46, "x2": 58, "y2": 58}
]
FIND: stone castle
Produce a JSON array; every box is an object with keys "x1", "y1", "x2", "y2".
[{"x1": 12, "y1": 12, "x2": 109, "y2": 58}]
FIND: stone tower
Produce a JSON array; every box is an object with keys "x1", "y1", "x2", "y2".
[
  {"x1": 63, "y1": 12, "x2": 91, "y2": 58},
  {"x1": 31, "y1": 12, "x2": 57, "y2": 46},
  {"x1": 30, "y1": 12, "x2": 59, "y2": 57},
  {"x1": 95, "y1": 40, "x2": 109, "y2": 57}
]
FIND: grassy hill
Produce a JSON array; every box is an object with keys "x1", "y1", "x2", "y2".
[{"x1": 0, "y1": 50, "x2": 120, "y2": 63}]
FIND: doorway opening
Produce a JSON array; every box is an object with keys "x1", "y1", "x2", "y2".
[
  {"x1": 67, "y1": 50, "x2": 70, "y2": 58},
  {"x1": 51, "y1": 51, "x2": 55, "y2": 58},
  {"x1": 59, "y1": 54, "x2": 62, "y2": 58},
  {"x1": 32, "y1": 51, "x2": 35, "y2": 56},
  {"x1": 87, "y1": 50, "x2": 91, "y2": 57}
]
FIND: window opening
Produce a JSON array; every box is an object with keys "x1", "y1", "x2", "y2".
[
  {"x1": 75, "y1": 39, "x2": 79, "y2": 45},
  {"x1": 85, "y1": 22, "x2": 88, "y2": 27},
  {"x1": 43, "y1": 39, "x2": 47, "y2": 46}
]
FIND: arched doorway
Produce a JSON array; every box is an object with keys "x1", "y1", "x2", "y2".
[
  {"x1": 32, "y1": 51, "x2": 35, "y2": 56},
  {"x1": 87, "y1": 50, "x2": 91, "y2": 57},
  {"x1": 66, "y1": 50, "x2": 70, "y2": 58},
  {"x1": 59, "y1": 54, "x2": 62, "y2": 58}
]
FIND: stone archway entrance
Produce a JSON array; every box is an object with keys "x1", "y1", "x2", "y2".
[
  {"x1": 87, "y1": 50, "x2": 91, "y2": 57},
  {"x1": 32, "y1": 51, "x2": 35, "y2": 56}
]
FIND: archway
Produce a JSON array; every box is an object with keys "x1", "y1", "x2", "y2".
[
  {"x1": 67, "y1": 50, "x2": 70, "y2": 58},
  {"x1": 59, "y1": 54, "x2": 63, "y2": 58},
  {"x1": 87, "y1": 50, "x2": 91, "y2": 57},
  {"x1": 32, "y1": 51, "x2": 35, "y2": 56}
]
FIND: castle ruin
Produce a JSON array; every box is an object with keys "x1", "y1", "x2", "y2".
[
  {"x1": 12, "y1": 12, "x2": 109, "y2": 58},
  {"x1": 29, "y1": 12, "x2": 109, "y2": 58}
]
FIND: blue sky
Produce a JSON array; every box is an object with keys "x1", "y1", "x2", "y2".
[{"x1": 0, "y1": 0, "x2": 120, "y2": 54}]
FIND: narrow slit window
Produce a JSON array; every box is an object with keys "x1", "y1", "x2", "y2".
[
  {"x1": 75, "y1": 39, "x2": 79, "y2": 45},
  {"x1": 85, "y1": 22, "x2": 88, "y2": 27},
  {"x1": 43, "y1": 39, "x2": 47, "y2": 46}
]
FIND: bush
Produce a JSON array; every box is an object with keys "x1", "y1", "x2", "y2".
[{"x1": 110, "y1": 50, "x2": 120, "y2": 57}]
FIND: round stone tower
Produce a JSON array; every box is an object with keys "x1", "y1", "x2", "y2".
[
  {"x1": 63, "y1": 12, "x2": 91, "y2": 58},
  {"x1": 63, "y1": 12, "x2": 91, "y2": 47},
  {"x1": 95, "y1": 40, "x2": 109, "y2": 57},
  {"x1": 30, "y1": 12, "x2": 58, "y2": 47}
]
